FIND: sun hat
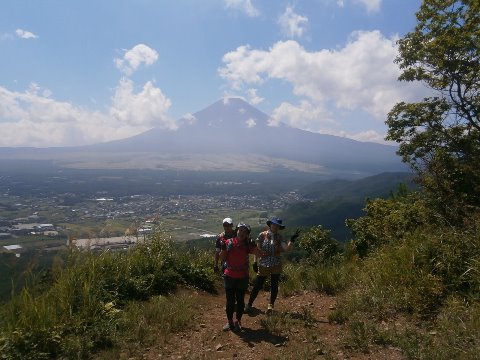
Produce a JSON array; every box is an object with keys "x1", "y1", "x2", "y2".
[
  {"x1": 266, "y1": 217, "x2": 285, "y2": 229},
  {"x1": 222, "y1": 217, "x2": 233, "y2": 225},
  {"x1": 236, "y1": 223, "x2": 251, "y2": 233}
]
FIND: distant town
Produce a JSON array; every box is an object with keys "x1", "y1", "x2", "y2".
[{"x1": 0, "y1": 189, "x2": 304, "y2": 256}]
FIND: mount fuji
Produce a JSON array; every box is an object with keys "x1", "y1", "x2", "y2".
[{"x1": 0, "y1": 98, "x2": 406, "y2": 176}]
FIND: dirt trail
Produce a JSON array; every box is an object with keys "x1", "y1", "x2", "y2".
[{"x1": 142, "y1": 287, "x2": 405, "y2": 360}]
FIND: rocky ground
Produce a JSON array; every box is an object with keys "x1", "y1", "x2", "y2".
[{"x1": 137, "y1": 287, "x2": 406, "y2": 360}]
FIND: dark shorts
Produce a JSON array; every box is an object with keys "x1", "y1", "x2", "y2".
[
  {"x1": 258, "y1": 263, "x2": 282, "y2": 276},
  {"x1": 224, "y1": 276, "x2": 249, "y2": 291}
]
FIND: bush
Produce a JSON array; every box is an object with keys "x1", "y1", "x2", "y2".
[
  {"x1": 308, "y1": 260, "x2": 353, "y2": 295},
  {"x1": 0, "y1": 234, "x2": 215, "y2": 359},
  {"x1": 337, "y1": 204, "x2": 480, "y2": 355},
  {"x1": 422, "y1": 297, "x2": 480, "y2": 359},
  {"x1": 346, "y1": 192, "x2": 434, "y2": 258},
  {"x1": 298, "y1": 226, "x2": 341, "y2": 264},
  {"x1": 280, "y1": 257, "x2": 355, "y2": 297}
]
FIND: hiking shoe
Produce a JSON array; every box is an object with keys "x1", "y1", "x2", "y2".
[
  {"x1": 244, "y1": 304, "x2": 252, "y2": 313},
  {"x1": 267, "y1": 303, "x2": 274, "y2": 314},
  {"x1": 234, "y1": 321, "x2": 242, "y2": 332},
  {"x1": 223, "y1": 321, "x2": 234, "y2": 331}
]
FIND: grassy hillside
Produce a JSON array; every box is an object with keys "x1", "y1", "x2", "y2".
[
  {"x1": 1, "y1": 193, "x2": 479, "y2": 359},
  {"x1": 0, "y1": 235, "x2": 216, "y2": 359}
]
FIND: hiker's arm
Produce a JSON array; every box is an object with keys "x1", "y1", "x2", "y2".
[
  {"x1": 251, "y1": 247, "x2": 266, "y2": 257},
  {"x1": 285, "y1": 228, "x2": 300, "y2": 251},
  {"x1": 219, "y1": 249, "x2": 227, "y2": 261},
  {"x1": 214, "y1": 249, "x2": 221, "y2": 266},
  {"x1": 214, "y1": 237, "x2": 222, "y2": 271}
]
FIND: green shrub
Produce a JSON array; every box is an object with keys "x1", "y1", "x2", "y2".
[
  {"x1": 280, "y1": 257, "x2": 355, "y2": 297},
  {"x1": 0, "y1": 234, "x2": 215, "y2": 359},
  {"x1": 355, "y1": 240, "x2": 443, "y2": 317},
  {"x1": 280, "y1": 263, "x2": 307, "y2": 296},
  {"x1": 118, "y1": 294, "x2": 195, "y2": 345},
  {"x1": 346, "y1": 193, "x2": 433, "y2": 258},
  {"x1": 343, "y1": 319, "x2": 393, "y2": 352},
  {"x1": 298, "y1": 226, "x2": 341, "y2": 264},
  {"x1": 337, "y1": 208, "x2": 480, "y2": 356},
  {"x1": 308, "y1": 259, "x2": 354, "y2": 296},
  {"x1": 421, "y1": 297, "x2": 480, "y2": 360}
]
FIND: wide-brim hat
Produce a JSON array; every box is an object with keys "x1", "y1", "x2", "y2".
[{"x1": 266, "y1": 217, "x2": 285, "y2": 229}]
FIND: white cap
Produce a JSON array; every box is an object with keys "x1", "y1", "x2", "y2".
[{"x1": 222, "y1": 217, "x2": 233, "y2": 225}]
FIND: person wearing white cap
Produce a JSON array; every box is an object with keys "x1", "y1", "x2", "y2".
[{"x1": 214, "y1": 217, "x2": 235, "y2": 273}]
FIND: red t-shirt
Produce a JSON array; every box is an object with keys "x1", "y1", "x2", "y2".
[{"x1": 222, "y1": 237, "x2": 255, "y2": 279}]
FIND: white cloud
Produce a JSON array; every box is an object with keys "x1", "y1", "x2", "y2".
[
  {"x1": 110, "y1": 78, "x2": 175, "y2": 128},
  {"x1": 219, "y1": 30, "x2": 427, "y2": 126},
  {"x1": 15, "y1": 29, "x2": 38, "y2": 39},
  {"x1": 278, "y1": 6, "x2": 308, "y2": 38},
  {"x1": 333, "y1": 0, "x2": 381, "y2": 13},
  {"x1": 114, "y1": 44, "x2": 159, "y2": 76},
  {"x1": 245, "y1": 118, "x2": 256, "y2": 128},
  {"x1": 271, "y1": 100, "x2": 335, "y2": 130},
  {"x1": 0, "y1": 78, "x2": 174, "y2": 147},
  {"x1": 219, "y1": 45, "x2": 267, "y2": 90},
  {"x1": 348, "y1": 129, "x2": 387, "y2": 143},
  {"x1": 355, "y1": 0, "x2": 382, "y2": 13},
  {"x1": 322, "y1": 128, "x2": 390, "y2": 144},
  {"x1": 270, "y1": 101, "x2": 389, "y2": 143},
  {"x1": 181, "y1": 113, "x2": 197, "y2": 125},
  {"x1": 246, "y1": 88, "x2": 264, "y2": 105},
  {"x1": 224, "y1": 0, "x2": 260, "y2": 17}
]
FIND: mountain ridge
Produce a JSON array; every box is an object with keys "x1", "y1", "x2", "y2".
[{"x1": 0, "y1": 98, "x2": 406, "y2": 176}]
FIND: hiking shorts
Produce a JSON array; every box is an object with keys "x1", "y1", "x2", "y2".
[
  {"x1": 258, "y1": 264, "x2": 282, "y2": 276},
  {"x1": 224, "y1": 276, "x2": 249, "y2": 291}
]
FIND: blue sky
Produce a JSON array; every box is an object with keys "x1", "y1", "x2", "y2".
[{"x1": 0, "y1": 0, "x2": 426, "y2": 147}]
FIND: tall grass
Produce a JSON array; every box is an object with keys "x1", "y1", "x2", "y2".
[
  {"x1": 270, "y1": 200, "x2": 479, "y2": 358},
  {"x1": 331, "y1": 193, "x2": 480, "y2": 357},
  {"x1": 339, "y1": 225, "x2": 480, "y2": 320},
  {"x1": 0, "y1": 234, "x2": 215, "y2": 359},
  {"x1": 117, "y1": 294, "x2": 196, "y2": 346},
  {"x1": 280, "y1": 258, "x2": 355, "y2": 297}
]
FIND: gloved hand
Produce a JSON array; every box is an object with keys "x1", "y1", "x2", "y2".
[
  {"x1": 252, "y1": 262, "x2": 258, "y2": 273},
  {"x1": 290, "y1": 228, "x2": 301, "y2": 242}
]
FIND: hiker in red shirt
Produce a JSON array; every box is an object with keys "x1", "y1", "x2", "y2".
[{"x1": 219, "y1": 222, "x2": 262, "y2": 332}]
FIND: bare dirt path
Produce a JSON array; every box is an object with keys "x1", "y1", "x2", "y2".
[{"x1": 142, "y1": 287, "x2": 405, "y2": 360}]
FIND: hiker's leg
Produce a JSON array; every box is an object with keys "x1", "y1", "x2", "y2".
[
  {"x1": 235, "y1": 278, "x2": 249, "y2": 321},
  {"x1": 270, "y1": 274, "x2": 281, "y2": 305},
  {"x1": 248, "y1": 275, "x2": 266, "y2": 306},
  {"x1": 224, "y1": 277, "x2": 235, "y2": 321}
]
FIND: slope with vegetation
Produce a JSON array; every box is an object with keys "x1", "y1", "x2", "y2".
[{"x1": 282, "y1": 172, "x2": 415, "y2": 240}]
